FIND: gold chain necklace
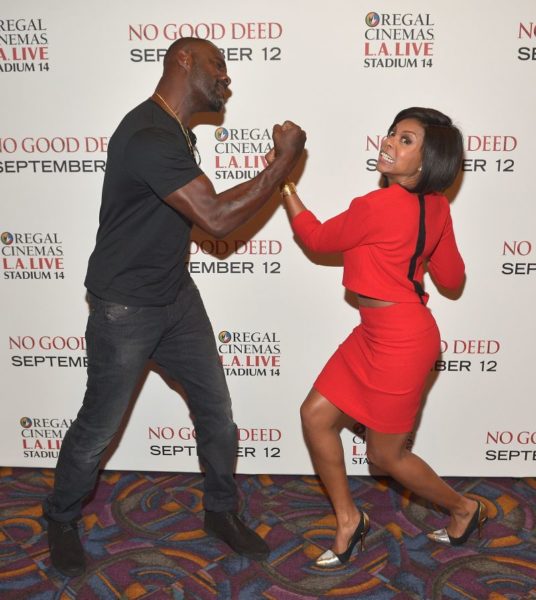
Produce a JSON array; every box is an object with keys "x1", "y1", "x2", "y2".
[{"x1": 154, "y1": 92, "x2": 196, "y2": 160}]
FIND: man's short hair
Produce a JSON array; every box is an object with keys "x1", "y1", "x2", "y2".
[{"x1": 164, "y1": 37, "x2": 215, "y2": 66}]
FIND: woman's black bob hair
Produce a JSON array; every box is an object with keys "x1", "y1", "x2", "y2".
[{"x1": 386, "y1": 107, "x2": 464, "y2": 194}]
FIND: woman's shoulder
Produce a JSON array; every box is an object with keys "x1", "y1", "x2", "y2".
[
  {"x1": 350, "y1": 185, "x2": 413, "y2": 210},
  {"x1": 426, "y1": 192, "x2": 451, "y2": 213},
  {"x1": 350, "y1": 186, "x2": 392, "y2": 205}
]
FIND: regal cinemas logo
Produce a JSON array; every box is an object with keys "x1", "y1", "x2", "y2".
[
  {"x1": 213, "y1": 127, "x2": 271, "y2": 181},
  {"x1": 518, "y1": 21, "x2": 536, "y2": 61},
  {"x1": 217, "y1": 329, "x2": 280, "y2": 377},
  {"x1": 2, "y1": 231, "x2": 64, "y2": 280},
  {"x1": 349, "y1": 424, "x2": 369, "y2": 466},
  {"x1": 0, "y1": 18, "x2": 49, "y2": 73},
  {"x1": 20, "y1": 416, "x2": 73, "y2": 459},
  {"x1": 8, "y1": 334, "x2": 87, "y2": 368},
  {"x1": 363, "y1": 12, "x2": 435, "y2": 68},
  {"x1": 0, "y1": 135, "x2": 107, "y2": 174}
]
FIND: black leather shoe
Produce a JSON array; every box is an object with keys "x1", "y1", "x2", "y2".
[
  {"x1": 204, "y1": 511, "x2": 270, "y2": 561},
  {"x1": 46, "y1": 518, "x2": 86, "y2": 576}
]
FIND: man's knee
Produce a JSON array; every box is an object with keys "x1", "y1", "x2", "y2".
[{"x1": 61, "y1": 422, "x2": 115, "y2": 463}]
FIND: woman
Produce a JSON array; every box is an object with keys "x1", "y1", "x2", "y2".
[{"x1": 276, "y1": 108, "x2": 487, "y2": 568}]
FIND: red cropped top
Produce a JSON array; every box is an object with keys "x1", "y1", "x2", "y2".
[{"x1": 291, "y1": 184, "x2": 465, "y2": 304}]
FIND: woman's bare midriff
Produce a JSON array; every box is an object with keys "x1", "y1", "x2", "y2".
[{"x1": 356, "y1": 293, "x2": 395, "y2": 307}]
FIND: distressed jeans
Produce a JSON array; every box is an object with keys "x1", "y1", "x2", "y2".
[{"x1": 44, "y1": 275, "x2": 238, "y2": 522}]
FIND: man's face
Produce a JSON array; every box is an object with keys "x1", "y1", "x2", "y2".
[{"x1": 190, "y1": 43, "x2": 231, "y2": 112}]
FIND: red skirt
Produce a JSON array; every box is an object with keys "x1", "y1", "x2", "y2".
[{"x1": 314, "y1": 303, "x2": 440, "y2": 433}]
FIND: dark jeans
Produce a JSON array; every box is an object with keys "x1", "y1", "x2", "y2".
[{"x1": 44, "y1": 275, "x2": 238, "y2": 523}]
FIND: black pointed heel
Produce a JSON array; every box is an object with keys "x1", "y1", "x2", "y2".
[
  {"x1": 315, "y1": 510, "x2": 370, "y2": 568},
  {"x1": 427, "y1": 499, "x2": 487, "y2": 546}
]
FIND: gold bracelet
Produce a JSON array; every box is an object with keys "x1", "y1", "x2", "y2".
[{"x1": 280, "y1": 182, "x2": 297, "y2": 197}]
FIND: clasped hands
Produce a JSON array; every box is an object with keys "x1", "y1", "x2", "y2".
[{"x1": 266, "y1": 120, "x2": 306, "y2": 168}]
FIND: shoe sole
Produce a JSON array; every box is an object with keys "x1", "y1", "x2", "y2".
[
  {"x1": 52, "y1": 563, "x2": 86, "y2": 577},
  {"x1": 204, "y1": 526, "x2": 270, "y2": 561}
]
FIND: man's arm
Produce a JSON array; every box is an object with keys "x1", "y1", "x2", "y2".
[{"x1": 164, "y1": 121, "x2": 305, "y2": 238}]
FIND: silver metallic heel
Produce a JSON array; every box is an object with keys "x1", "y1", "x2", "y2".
[
  {"x1": 427, "y1": 499, "x2": 487, "y2": 546},
  {"x1": 315, "y1": 510, "x2": 370, "y2": 568}
]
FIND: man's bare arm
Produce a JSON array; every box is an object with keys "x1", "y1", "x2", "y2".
[{"x1": 164, "y1": 121, "x2": 306, "y2": 238}]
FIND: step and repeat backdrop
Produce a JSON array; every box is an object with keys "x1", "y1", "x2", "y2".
[{"x1": 1, "y1": 1, "x2": 535, "y2": 477}]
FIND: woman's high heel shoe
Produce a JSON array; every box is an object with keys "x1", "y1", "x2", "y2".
[
  {"x1": 315, "y1": 510, "x2": 370, "y2": 568},
  {"x1": 427, "y1": 500, "x2": 487, "y2": 546}
]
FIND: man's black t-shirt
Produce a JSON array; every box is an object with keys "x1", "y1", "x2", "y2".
[{"x1": 85, "y1": 99, "x2": 203, "y2": 306}]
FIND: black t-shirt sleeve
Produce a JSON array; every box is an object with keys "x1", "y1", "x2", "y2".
[{"x1": 124, "y1": 127, "x2": 203, "y2": 199}]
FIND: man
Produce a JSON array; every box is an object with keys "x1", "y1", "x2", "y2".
[{"x1": 44, "y1": 37, "x2": 306, "y2": 577}]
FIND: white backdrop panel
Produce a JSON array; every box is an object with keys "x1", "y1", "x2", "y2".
[{"x1": 1, "y1": 0, "x2": 535, "y2": 476}]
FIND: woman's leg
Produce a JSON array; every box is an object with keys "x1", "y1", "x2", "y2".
[
  {"x1": 366, "y1": 429, "x2": 479, "y2": 537},
  {"x1": 301, "y1": 389, "x2": 362, "y2": 553}
]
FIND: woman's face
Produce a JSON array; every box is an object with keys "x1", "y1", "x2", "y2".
[{"x1": 377, "y1": 118, "x2": 425, "y2": 188}]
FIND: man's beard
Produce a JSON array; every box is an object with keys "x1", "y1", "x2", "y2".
[{"x1": 192, "y1": 65, "x2": 224, "y2": 112}]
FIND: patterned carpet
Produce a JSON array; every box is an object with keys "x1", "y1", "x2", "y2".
[{"x1": 0, "y1": 468, "x2": 535, "y2": 599}]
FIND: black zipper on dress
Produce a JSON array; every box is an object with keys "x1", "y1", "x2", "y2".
[{"x1": 407, "y1": 193, "x2": 426, "y2": 304}]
